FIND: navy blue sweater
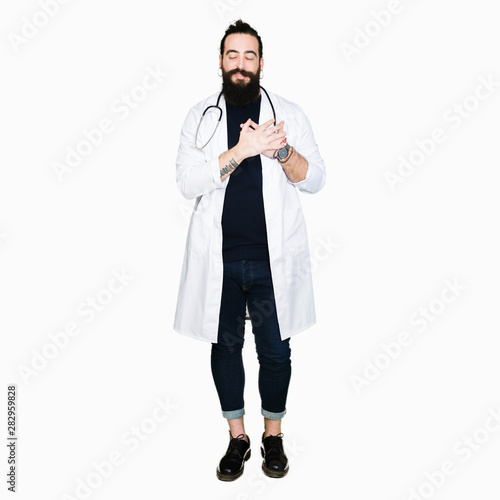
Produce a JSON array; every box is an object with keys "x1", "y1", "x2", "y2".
[{"x1": 221, "y1": 95, "x2": 270, "y2": 262}]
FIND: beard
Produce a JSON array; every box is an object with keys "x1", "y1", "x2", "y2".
[{"x1": 221, "y1": 67, "x2": 261, "y2": 107}]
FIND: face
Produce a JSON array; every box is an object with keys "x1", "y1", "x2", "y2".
[
  {"x1": 219, "y1": 33, "x2": 263, "y2": 83},
  {"x1": 219, "y1": 33, "x2": 263, "y2": 106}
]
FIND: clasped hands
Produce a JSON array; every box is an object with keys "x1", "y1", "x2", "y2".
[{"x1": 237, "y1": 118, "x2": 287, "y2": 160}]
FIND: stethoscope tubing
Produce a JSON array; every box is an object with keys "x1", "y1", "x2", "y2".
[{"x1": 194, "y1": 86, "x2": 276, "y2": 150}]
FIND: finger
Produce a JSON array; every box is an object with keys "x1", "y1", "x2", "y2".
[
  {"x1": 268, "y1": 131, "x2": 286, "y2": 143},
  {"x1": 268, "y1": 135, "x2": 287, "y2": 148},
  {"x1": 240, "y1": 119, "x2": 258, "y2": 128},
  {"x1": 266, "y1": 126, "x2": 284, "y2": 137},
  {"x1": 240, "y1": 118, "x2": 253, "y2": 132},
  {"x1": 267, "y1": 121, "x2": 285, "y2": 136},
  {"x1": 258, "y1": 118, "x2": 276, "y2": 130},
  {"x1": 269, "y1": 120, "x2": 284, "y2": 132},
  {"x1": 250, "y1": 121, "x2": 259, "y2": 130}
]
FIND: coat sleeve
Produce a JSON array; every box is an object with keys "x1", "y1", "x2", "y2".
[
  {"x1": 288, "y1": 105, "x2": 326, "y2": 194},
  {"x1": 176, "y1": 105, "x2": 224, "y2": 200}
]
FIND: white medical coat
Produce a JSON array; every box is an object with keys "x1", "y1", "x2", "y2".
[{"x1": 174, "y1": 89, "x2": 326, "y2": 342}]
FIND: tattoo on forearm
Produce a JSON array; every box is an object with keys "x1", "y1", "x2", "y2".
[{"x1": 220, "y1": 158, "x2": 239, "y2": 178}]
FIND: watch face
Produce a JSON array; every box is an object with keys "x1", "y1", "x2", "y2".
[{"x1": 278, "y1": 147, "x2": 287, "y2": 158}]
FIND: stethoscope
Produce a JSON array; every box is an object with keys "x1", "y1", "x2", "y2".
[{"x1": 194, "y1": 86, "x2": 276, "y2": 150}]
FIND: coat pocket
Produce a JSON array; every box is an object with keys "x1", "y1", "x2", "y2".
[{"x1": 186, "y1": 210, "x2": 211, "y2": 256}]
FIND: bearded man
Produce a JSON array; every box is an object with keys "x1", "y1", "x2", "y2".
[{"x1": 174, "y1": 19, "x2": 326, "y2": 481}]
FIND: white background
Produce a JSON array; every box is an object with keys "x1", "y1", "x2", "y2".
[{"x1": 1, "y1": 0, "x2": 500, "y2": 499}]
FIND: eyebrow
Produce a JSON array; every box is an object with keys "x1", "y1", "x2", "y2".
[{"x1": 225, "y1": 49, "x2": 258, "y2": 57}]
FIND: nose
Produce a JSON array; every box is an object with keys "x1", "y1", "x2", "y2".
[{"x1": 237, "y1": 56, "x2": 246, "y2": 70}]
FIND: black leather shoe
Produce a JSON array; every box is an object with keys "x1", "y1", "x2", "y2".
[
  {"x1": 261, "y1": 432, "x2": 289, "y2": 478},
  {"x1": 216, "y1": 432, "x2": 251, "y2": 481}
]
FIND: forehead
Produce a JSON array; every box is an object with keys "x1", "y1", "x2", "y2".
[{"x1": 223, "y1": 33, "x2": 259, "y2": 55}]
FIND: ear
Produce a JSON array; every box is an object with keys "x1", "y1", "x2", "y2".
[
  {"x1": 260, "y1": 57, "x2": 264, "y2": 72},
  {"x1": 219, "y1": 54, "x2": 222, "y2": 69}
]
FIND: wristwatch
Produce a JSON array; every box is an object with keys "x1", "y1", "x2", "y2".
[{"x1": 276, "y1": 143, "x2": 291, "y2": 162}]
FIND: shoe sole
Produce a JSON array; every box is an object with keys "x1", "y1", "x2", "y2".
[
  {"x1": 216, "y1": 449, "x2": 251, "y2": 481},
  {"x1": 261, "y1": 461, "x2": 289, "y2": 478}
]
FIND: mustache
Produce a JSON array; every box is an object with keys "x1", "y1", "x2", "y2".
[{"x1": 226, "y1": 68, "x2": 256, "y2": 77}]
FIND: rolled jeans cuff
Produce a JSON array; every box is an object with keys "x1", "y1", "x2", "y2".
[
  {"x1": 261, "y1": 407, "x2": 286, "y2": 420},
  {"x1": 222, "y1": 408, "x2": 245, "y2": 420}
]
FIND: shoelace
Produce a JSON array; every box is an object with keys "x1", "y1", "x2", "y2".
[
  {"x1": 226, "y1": 434, "x2": 248, "y2": 458},
  {"x1": 232, "y1": 433, "x2": 246, "y2": 441},
  {"x1": 263, "y1": 433, "x2": 284, "y2": 454},
  {"x1": 229, "y1": 434, "x2": 248, "y2": 449}
]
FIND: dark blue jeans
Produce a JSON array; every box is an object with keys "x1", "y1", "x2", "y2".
[{"x1": 211, "y1": 260, "x2": 292, "y2": 420}]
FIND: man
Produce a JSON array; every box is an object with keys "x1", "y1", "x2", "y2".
[{"x1": 174, "y1": 20, "x2": 326, "y2": 481}]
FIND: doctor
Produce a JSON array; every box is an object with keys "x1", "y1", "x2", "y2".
[{"x1": 174, "y1": 20, "x2": 326, "y2": 481}]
